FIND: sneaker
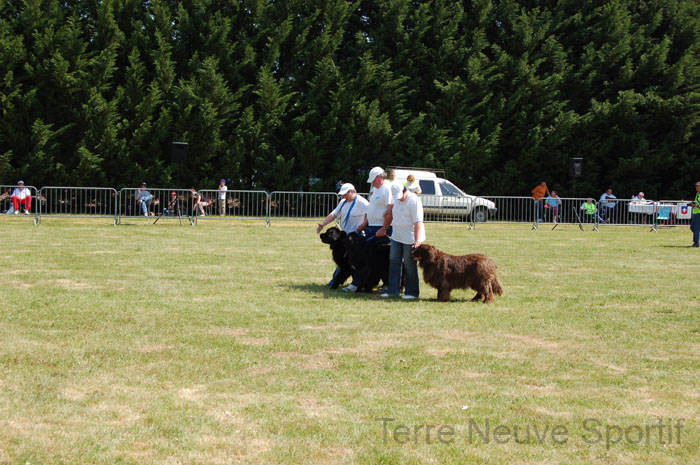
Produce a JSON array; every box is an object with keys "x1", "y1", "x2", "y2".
[
  {"x1": 692, "y1": 244, "x2": 699, "y2": 248},
  {"x1": 24, "y1": 210, "x2": 29, "y2": 215},
  {"x1": 377, "y1": 286, "x2": 388, "y2": 293},
  {"x1": 402, "y1": 295, "x2": 418, "y2": 300},
  {"x1": 342, "y1": 284, "x2": 357, "y2": 292},
  {"x1": 14, "y1": 211, "x2": 19, "y2": 215},
  {"x1": 380, "y1": 293, "x2": 396, "y2": 298}
]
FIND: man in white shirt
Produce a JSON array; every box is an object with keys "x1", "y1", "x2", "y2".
[
  {"x1": 218, "y1": 179, "x2": 228, "y2": 216},
  {"x1": 317, "y1": 183, "x2": 369, "y2": 290},
  {"x1": 381, "y1": 185, "x2": 425, "y2": 300},
  {"x1": 317, "y1": 183, "x2": 369, "y2": 234},
  {"x1": 357, "y1": 166, "x2": 394, "y2": 244},
  {"x1": 11, "y1": 181, "x2": 32, "y2": 215}
]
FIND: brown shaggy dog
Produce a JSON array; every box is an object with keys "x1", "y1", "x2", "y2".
[{"x1": 412, "y1": 244, "x2": 503, "y2": 302}]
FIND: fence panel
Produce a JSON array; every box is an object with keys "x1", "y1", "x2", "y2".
[
  {"x1": 596, "y1": 198, "x2": 663, "y2": 228},
  {"x1": 195, "y1": 190, "x2": 270, "y2": 224},
  {"x1": 1, "y1": 185, "x2": 39, "y2": 222},
  {"x1": 268, "y1": 191, "x2": 340, "y2": 223},
  {"x1": 38, "y1": 187, "x2": 117, "y2": 224},
  {"x1": 532, "y1": 197, "x2": 601, "y2": 230},
  {"x1": 117, "y1": 188, "x2": 194, "y2": 224},
  {"x1": 654, "y1": 200, "x2": 694, "y2": 230},
  {"x1": 469, "y1": 196, "x2": 535, "y2": 228}
]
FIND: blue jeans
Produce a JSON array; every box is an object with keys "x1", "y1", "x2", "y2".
[
  {"x1": 137, "y1": 194, "x2": 153, "y2": 216},
  {"x1": 387, "y1": 239, "x2": 420, "y2": 297},
  {"x1": 691, "y1": 213, "x2": 700, "y2": 246},
  {"x1": 364, "y1": 225, "x2": 391, "y2": 245}
]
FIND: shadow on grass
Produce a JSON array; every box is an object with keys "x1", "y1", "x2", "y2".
[
  {"x1": 659, "y1": 245, "x2": 697, "y2": 248},
  {"x1": 286, "y1": 283, "x2": 483, "y2": 303},
  {"x1": 286, "y1": 282, "x2": 384, "y2": 299}
]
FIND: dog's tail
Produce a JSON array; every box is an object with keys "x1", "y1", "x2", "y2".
[{"x1": 491, "y1": 276, "x2": 504, "y2": 296}]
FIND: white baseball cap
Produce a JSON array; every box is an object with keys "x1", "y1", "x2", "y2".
[
  {"x1": 338, "y1": 183, "x2": 355, "y2": 196},
  {"x1": 391, "y1": 182, "x2": 405, "y2": 201},
  {"x1": 366, "y1": 166, "x2": 385, "y2": 183}
]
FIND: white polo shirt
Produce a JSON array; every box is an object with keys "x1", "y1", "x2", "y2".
[
  {"x1": 366, "y1": 182, "x2": 394, "y2": 226},
  {"x1": 332, "y1": 195, "x2": 369, "y2": 233},
  {"x1": 12, "y1": 187, "x2": 31, "y2": 199},
  {"x1": 218, "y1": 185, "x2": 228, "y2": 199},
  {"x1": 391, "y1": 192, "x2": 425, "y2": 245}
]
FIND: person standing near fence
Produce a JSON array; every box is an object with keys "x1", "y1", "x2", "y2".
[
  {"x1": 218, "y1": 179, "x2": 228, "y2": 216},
  {"x1": 11, "y1": 181, "x2": 32, "y2": 215},
  {"x1": 690, "y1": 181, "x2": 700, "y2": 248},
  {"x1": 531, "y1": 181, "x2": 549, "y2": 222}
]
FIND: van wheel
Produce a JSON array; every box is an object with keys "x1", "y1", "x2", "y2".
[{"x1": 471, "y1": 207, "x2": 488, "y2": 223}]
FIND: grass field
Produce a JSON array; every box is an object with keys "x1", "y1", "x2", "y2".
[{"x1": 1, "y1": 217, "x2": 698, "y2": 464}]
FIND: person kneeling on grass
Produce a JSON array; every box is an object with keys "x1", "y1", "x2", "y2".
[{"x1": 381, "y1": 184, "x2": 425, "y2": 300}]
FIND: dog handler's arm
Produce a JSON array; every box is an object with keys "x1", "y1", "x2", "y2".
[
  {"x1": 356, "y1": 215, "x2": 368, "y2": 233},
  {"x1": 376, "y1": 205, "x2": 393, "y2": 237},
  {"x1": 412, "y1": 221, "x2": 423, "y2": 248},
  {"x1": 316, "y1": 212, "x2": 337, "y2": 234}
]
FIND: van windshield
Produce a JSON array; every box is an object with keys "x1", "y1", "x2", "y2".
[{"x1": 438, "y1": 181, "x2": 462, "y2": 196}]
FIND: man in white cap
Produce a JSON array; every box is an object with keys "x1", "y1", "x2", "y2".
[
  {"x1": 317, "y1": 183, "x2": 368, "y2": 234},
  {"x1": 317, "y1": 183, "x2": 369, "y2": 290},
  {"x1": 381, "y1": 184, "x2": 425, "y2": 300},
  {"x1": 357, "y1": 166, "x2": 394, "y2": 245},
  {"x1": 11, "y1": 181, "x2": 32, "y2": 215}
]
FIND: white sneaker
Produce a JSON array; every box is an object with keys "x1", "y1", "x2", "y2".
[
  {"x1": 342, "y1": 284, "x2": 357, "y2": 292},
  {"x1": 14, "y1": 211, "x2": 19, "y2": 215},
  {"x1": 24, "y1": 210, "x2": 29, "y2": 215},
  {"x1": 402, "y1": 295, "x2": 418, "y2": 300},
  {"x1": 380, "y1": 293, "x2": 396, "y2": 298}
]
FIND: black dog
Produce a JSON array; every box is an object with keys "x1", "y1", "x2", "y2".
[
  {"x1": 345, "y1": 232, "x2": 392, "y2": 293},
  {"x1": 320, "y1": 227, "x2": 353, "y2": 289}
]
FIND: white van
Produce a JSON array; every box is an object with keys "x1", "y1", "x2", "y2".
[{"x1": 390, "y1": 168, "x2": 496, "y2": 222}]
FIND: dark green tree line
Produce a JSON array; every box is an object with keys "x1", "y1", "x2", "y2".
[{"x1": 1, "y1": 0, "x2": 698, "y2": 198}]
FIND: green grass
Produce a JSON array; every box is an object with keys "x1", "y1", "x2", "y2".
[{"x1": 1, "y1": 218, "x2": 698, "y2": 464}]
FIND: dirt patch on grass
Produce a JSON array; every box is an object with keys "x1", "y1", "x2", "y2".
[
  {"x1": 502, "y1": 333, "x2": 562, "y2": 351},
  {"x1": 273, "y1": 351, "x2": 337, "y2": 370},
  {"x1": 208, "y1": 328, "x2": 250, "y2": 337},
  {"x1": 138, "y1": 343, "x2": 173, "y2": 353},
  {"x1": 55, "y1": 278, "x2": 99, "y2": 290},
  {"x1": 178, "y1": 385, "x2": 207, "y2": 402},
  {"x1": 300, "y1": 324, "x2": 355, "y2": 330}
]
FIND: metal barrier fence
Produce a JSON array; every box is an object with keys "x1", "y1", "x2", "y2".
[
  {"x1": 0, "y1": 184, "x2": 39, "y2": 223},
  {"x1": 532, "y1": 197, "x2": 601, "y2": 231},
  {"x1": 654, "y1": 200, "x2": 694, "y2": 230},
  {"x1": 194, "y1": 189, "x2": 271, "y2": 225},
  {"x1": 467, "y1": 196, "x2": 533, "y2": 228},
  {"x1": 3, "y1": 186, "x2": 697, "y2": 231},
  {"x1": 37, "y1": 187, "x2": 118, "y2": 225},
  {"x1": 117, "y1": 188, "x2": 195, "y2": 225},
  {"x1": 268, "y1": 191, "x2": 340, "y2": 223}
]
